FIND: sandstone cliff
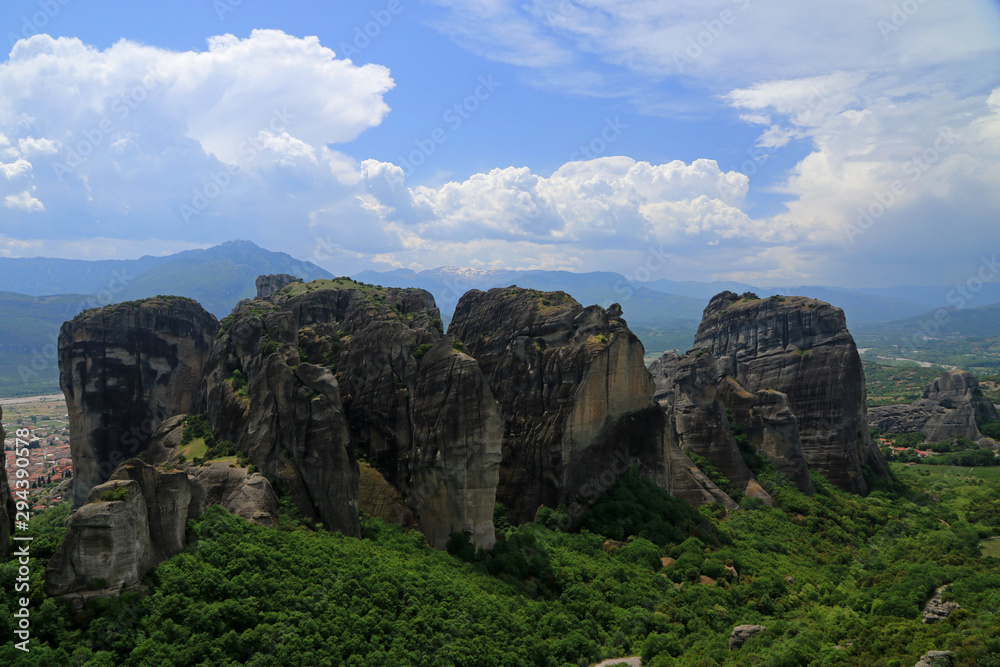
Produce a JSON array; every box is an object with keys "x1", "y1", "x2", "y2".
[
  {"x1": 719, "y1": 379, "x2": 816, "y2": 495},
  {"x1": 649, "y1": 350, "x2": 761, "y2": 501},
  {"x1": 868, "y1": 370, "x2": 999, "y2": 448},
  {"x1": 45, "y1": 456, "x2": 279, "y2": 596},
  {"x1": 203, "y1": 279, "x2": 501, "y2": 548},
  {"x1": 59, "y1": 297, "x2": 218, "y2": 506},
  {"x1": 449, "y1": 288, "x2": 671, "y2": 524},
  {"x1": 0, "y1": 409, "x2": 14, "y2": 558},
  {"x1": 694, "y1": 292, "x2": 888, "y2": 494}
]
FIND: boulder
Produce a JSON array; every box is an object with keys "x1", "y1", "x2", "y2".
[
  {"x1": 59, "y1": 297, "x2": 218, "y2": 506},
  {"x1": 914, "y1": 651, "x2": 952, "y2": 667},
  {"x1": 729, "y1": 624, "x2": 767, "y2": 650},
  {"x1": 449, "y1": 287, "x2": 671, "y2": 524},
  {"x1": 694, "y1": 292, "x2": 889, "y2": 494}
]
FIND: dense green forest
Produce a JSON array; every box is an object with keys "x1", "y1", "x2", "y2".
[{"x1": 3, "y1": 461, "x2": 1000, "y2": 667}]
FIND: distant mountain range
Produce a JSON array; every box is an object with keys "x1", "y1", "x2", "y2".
[
  {"x1": 1, "y1": 239, "x2": 999, "y2": 397},
  {"x1": 0, "y1": 240, "x2": 331, "y2": 318},
  {"x1": 0, "y1": 241, "x2": 331, "y2": 397}
]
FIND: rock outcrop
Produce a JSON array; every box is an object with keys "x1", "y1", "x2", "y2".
[
  {"x1": 650, "y1": 350, "x2": 763, "y2": 502},
  {"x1": 719, "y1": 380, "x2": 816, "y2": 494},
  {"x1": 668, "y1": 443, "x2": 739, "y2": 510},
  {"x1": 0, "y1": 409, "x2": 14, "y2": 558},
  {"x1": 59, "y1": 297, "x2": 218, "y2": 506},
  {"x1": 449, "y1": 288, "x2": 671, "y2": 524},
  {"x1": 203, "y1": 279, "x2": 502, "y2": 548},
  {"x1": 188, "y1": 461, "x2": 280, "y2": 528},
  {"x1": 255, "y1": 274, "x2": 301, "y2": 298},
  {"x1": 45, "y1": 457, "x2": 278, "y2": 596},
  {"x1": 869, "y1": 370, "x2": 999, "y2": 448},
  {"x1": 922, "y1": 586, "x2": 962, "y2": 624},
  {"x1": 914, "y1": 651, "x2": 952, "y2": 667},
  {"x1": 694, "y1": 292, "x2": 888, "y2": 494},
  {"x1": 729, "y1": 624, "x2": 766, "y2": 650}
]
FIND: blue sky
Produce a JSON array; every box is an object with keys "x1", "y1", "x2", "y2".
[{"x1": 1, "y1": 0, "x2": 999, "y2": 287}]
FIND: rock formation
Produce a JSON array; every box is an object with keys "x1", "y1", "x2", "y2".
[
  {"x1": 914, "y1": 651, "x2": 952, "y2": 667},
  {"x1": 0, "y1": 409, "x2": 14, "y2": 558},
  {"x1": 649, "y1": 350, "x2": 763, "y2": 502},
  {"x1": 203, "y1": 279, "x2": 502, "y2": 548},
  {"x1": 719, "y1": 380, "x2": 816, "y2": 495},
  {"x1": 449, "y1": 288, "x2": 671, "y2": 524},
  {"x1": 145, "y1": 415, "x2": 281, "y2": 527},
  {"x1": 922, "y1": 586, "x2": 961, "y2": 624},
  {"x1": 45, "y1": 456, "x2": 279, "y2": 596},
  {"x1": 729, "y1": 624, "x2": 766, "y2": 650},
  {"x1": 668, "y1": 444, "x2": 739, "y2": 510},
  {"x1": 694, "y1": 292, "x2": 888, "y2": 494},
  {"x1": 59, "y1": 296, "x2": 218, "y2": 506},
  {"x1": 255, "y1": 273, "x2": 301, "y2": 298},
  {"x1": 869, "y1": 370, "x2": 999, "y2": 448}
]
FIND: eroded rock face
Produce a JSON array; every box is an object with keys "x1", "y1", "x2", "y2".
[
  {"x1": 694, "y1": 292, "x2": 888, "y2": 494},
  {"x1": 255, "y1": 274, "x2": 301, "y2": 298},
  {"x1": 649, "y1": 350, "x2": 760, "y2": 500},
  {"x1": 204, "y1": 280, "x2": 502, "y2": 548},
  {"x1": 668, "y1": 442, "x2": 739, "y2": 510},
  {"x1": 719, "y1": 379, "x2": 816, "y2": 495},
  {"x1": 46, "y1": 477, "x2": 153, "y2": 596},
  {"x1": 449, "y1": 287, "x2": 671, "y2": 524},
  {"x1": 869, "y1": 370, "x2": 999, "y2": 448},
  {"x1": 59, "y1": 297, "x2": 218, "y2": 506},
  {"x1": 188, "y1": 461, "x2": 280, "y2": 529},
  {"x1": 0, "y1": 409, "x2": 14, "y2": 558}
]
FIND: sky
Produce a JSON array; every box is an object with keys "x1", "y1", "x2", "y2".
[{"x1": 1, "y1": 0, "x2": 998, "y2": 287}]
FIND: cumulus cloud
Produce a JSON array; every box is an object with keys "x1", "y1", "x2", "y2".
[
  {"x1": 0, "y1": 30, "x2": 393, "y2": 245},
  {"x1": 4, "y1": 189, "x2": 43, "y2": 212},
  {"x1": 344, "y1": 155, "x2": 763, "y2": 270}
]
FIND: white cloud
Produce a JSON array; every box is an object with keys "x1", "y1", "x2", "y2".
[
  {"x1": 0, "y1": 31, "x2": 394, "y2": 245},
  {"x1": 4, "y1": 189, "x2": 43, "y2": 211},
  {"x1": 344, "y1": 155, "x2": 759, "y2": 270}
]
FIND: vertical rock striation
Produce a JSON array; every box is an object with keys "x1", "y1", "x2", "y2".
[
  {"x1": 59, "y1": 297, "x2": 218, "y2": 507},
  {"x1": 649, "y1": 350, "x2": 762, "y2": 500},
  {"x1": 719, "y1": 379, "x2": 816, "y2": 495},
  {"x1": 203, "y1": 279, "x2": 502, "y2": 548},
  {"x1": 694, "y1": 292, "x2": 888, "y2": 494},
  {"x1": 449, "y1": 288, "x2": 671, "y2": 524}
]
